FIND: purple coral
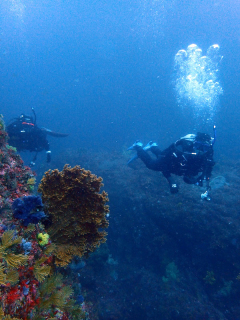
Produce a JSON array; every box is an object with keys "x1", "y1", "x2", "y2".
[{"x1": 12, "y1": 195, "x2": 45, "y2": 226}]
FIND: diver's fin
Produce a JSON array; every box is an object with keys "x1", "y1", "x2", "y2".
[
  {"x1": 127, "y1": 140, "x2": 158, "y2": 166},
  {"x1": 127, "y1": 154, "x2": 138, "y2": 166},
  {"x1": 41, "y1": 127, "x2": 69, "y2": 137},
  {"x1": 127, "y1": 142, "x2": 154, "y2": 166}
]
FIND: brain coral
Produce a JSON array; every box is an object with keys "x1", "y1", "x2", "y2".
[{"x1": 38, "y1": 164, "x2": 109, "y2": 266}]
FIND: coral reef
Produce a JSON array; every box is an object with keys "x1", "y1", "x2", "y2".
[
  {"x1": 0, "y1": 115, "x2": 34, "y2": 212},
  {"x1": 0, "y1": 116, "x2": 88, "y2": 319},
  {"x1": 12, "y1": 195, "x2": 46, "y2": 226},
  {"x1": 0, "y1": 225, "x2": 53, "y2": 317},
  {"x1": 38, "y1": 164, "x2": 109, "y2": 266},
  {"x1": 209, "y1": 175, "x2": 227, "y2": 189},
  {"x1": 36, "y1": 273, "x2": 87, "y2": 319},
  {"x1": 52, "y1": 147, "x2": 240, "y2": 319},
  {"x1": 37, "y1": 232, "x2": 50, "y2": 246},
  {"x1": 27, "y1": 177, "x2": 36, "y2": 192},
  {"x1": 162, "y1": 261, "x2": 179, "y2": 283}
]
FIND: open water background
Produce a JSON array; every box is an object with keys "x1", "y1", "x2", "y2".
[{"x1": 0, "y1": 0, "x2": 239, "y2": 160}]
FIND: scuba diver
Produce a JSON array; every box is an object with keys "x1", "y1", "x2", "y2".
[
  {"x1": 127, "y1": 127, "x2": 216, "y2": 200},
  {"x1": 6, "y1": 108, "x2": 68, "y2": 166}
]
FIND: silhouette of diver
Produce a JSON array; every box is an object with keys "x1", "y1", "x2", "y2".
[
  {"x1": 128, "y1": 127, "x2": 216, "y2": 200},
  {"x1": 6, "y1": 108, "x2": 68, "y2": 166}
]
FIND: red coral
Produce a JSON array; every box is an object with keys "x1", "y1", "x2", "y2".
[
  {"x1": 6, "y1": 287, "x2": 21, "y2": 303},
  {"x1": 0, "y1": 123, "x2": 34, "y2": 213},
  {"x1": 0, "y1": 118, "x2": 87, "y2": 319}
]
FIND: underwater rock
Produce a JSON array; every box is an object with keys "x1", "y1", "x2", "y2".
[{"x1": 209, "y1": 175, "x2": 227, "y2": 190}]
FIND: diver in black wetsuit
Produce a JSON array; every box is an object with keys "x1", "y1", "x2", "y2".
[
  {"x1": 6, "y1": 108, "x2": 68, "y2": 166},
  {"x1": 128, "y1": 128, "x2": 216, "y2": 200}
]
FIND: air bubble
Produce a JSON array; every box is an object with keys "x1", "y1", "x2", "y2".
[{"x1": 174, "y1": 44, "x2": 223, "y2": 122}]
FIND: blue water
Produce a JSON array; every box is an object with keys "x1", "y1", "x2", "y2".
[
  {"x1": 1, "y1": 0, "x2": 239, "y2": 157},
  {"x1": 1, "y1": 1, "x2": 240, "y2": 318}
]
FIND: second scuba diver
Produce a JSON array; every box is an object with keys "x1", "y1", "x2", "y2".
[
  {"x1": 127, "y1": 127, "x2": 216, "y2": 200},
  {"x1": 7, "y1": 108, "x2": 68, "y2": 166}
]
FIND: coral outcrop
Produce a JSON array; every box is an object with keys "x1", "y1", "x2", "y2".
[
  {"x1": 38, "y1": 164, "x2": 109, "y2": 266},
  {"x1": 0, "y1": 115, "x2": 34, "y2": 211},
  {"x1": 54, "y1": 147, "x2": 240, "y2": 319},
  {"x1": 0, "y1": 116, "x2": 87, "y2": 319},
  {"x1": 12, "y1": 195, "x2": 46, "y2": 226}
]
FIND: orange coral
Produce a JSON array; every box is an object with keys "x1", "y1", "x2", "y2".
[{"x1": 38, "y1": 164, "x2": 109, "y2": 266}]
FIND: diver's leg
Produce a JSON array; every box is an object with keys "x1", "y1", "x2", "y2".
[
  {"x1": 44, "y1": 141, "x2": 51, "y2": 163},
  {"x1": 30, "y1": 152, "x2": 38, "y2": 167},
  {"x1": 137, "y1": 148, "x2": 162, "y2": 171},
  {"x1": 162, "y1": 172, "x2": 179, "y2": 194}
]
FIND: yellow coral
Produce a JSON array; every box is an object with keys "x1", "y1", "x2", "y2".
[
  {"x1": 1, "y1": 230, "x2": 22, "y2": 249},
  {"x1": 27, "y1": 177, "x2": 36, "y2": 185},
  {"x1": 5, "y1": 253, "x2": 28, "y2": 269},
  {"x1": 0, "y1": 231, "x2": 28, "y2": 273},
  {"x1": 34, "y1": 265, "x2": 51, "y2": 282},
  {"x1": 27, "y1": 177, "x2": 36, "y2": 192},
  {"x1": 37, "y1": 233, "x2": 50, "y2": 246},
  {"x1": 38, "y1": 164, "x2": 109, "y2": 266},
  {"x1": 6, "y1": 269, "x2": 19, "y2": 284},
  {"x1": 44, "y1": 243, "x2": 56, "y2": 255},
  {"x1": 24, "y1": 223, "x2": 35, "y2": 232},
  {"x1": 0, "y1": 264, "x2": 6, "y2": 285}
]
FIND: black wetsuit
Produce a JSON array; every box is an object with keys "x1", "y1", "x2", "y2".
[
  {"x1": 137, "y1": 137, "x2": 214, "y2": 193},
  {"x1": 7, "y1": 120, "x2": 51, "y2": 163}
]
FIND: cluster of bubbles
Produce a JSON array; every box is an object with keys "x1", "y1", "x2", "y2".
[
  {"x1": 132, "y1": 0, "x2": 175, "y2": 39},
  {"x1": 10, "y1": 0, "x2": 25, "y2": 19},
  {"x1": 174, "y1": 44, "x2": 223, "y2": 122}
]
